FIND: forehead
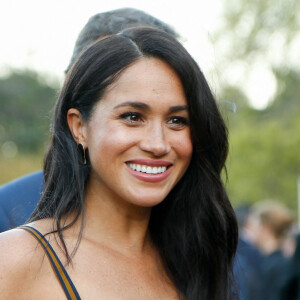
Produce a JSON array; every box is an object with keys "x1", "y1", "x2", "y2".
[{"x1": 101, "y1": 57, "x2": 187, "y2": 107}]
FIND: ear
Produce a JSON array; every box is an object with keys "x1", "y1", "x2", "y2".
[{"x1": 67, "y1": 108, "x2": 87, "y2": 144}]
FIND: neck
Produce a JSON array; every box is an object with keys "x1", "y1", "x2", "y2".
[{"x1": 80, "y1": 183, "x2": 153, "y2": 256}]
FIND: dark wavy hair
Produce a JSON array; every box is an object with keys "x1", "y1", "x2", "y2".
[{"x1": 29, "y1": 27, "x2": 238, "y2": 300}]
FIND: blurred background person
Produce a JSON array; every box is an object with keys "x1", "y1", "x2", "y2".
[
  {"x1": 280, "y1": 232, "x2": 300, "y2": 300},
  {"x1": 251, "y1": 200, "x2": 294, "y2": 300},
  {"x1": 234, "y1": 204, "x2": 263, "y2": 300},
  {"x1": 0, "y1": 8, "x2": 178, "y2": 232},
  {"x1": 236, "y1": 203, "x2": 263, "y2": 268}
]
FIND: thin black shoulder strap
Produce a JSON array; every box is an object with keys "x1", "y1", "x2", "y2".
[{"x1": 19, "y1": 225, "x2": 81, "y2": 300}]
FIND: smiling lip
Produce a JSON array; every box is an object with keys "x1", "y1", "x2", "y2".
[
  {"x1": 126, "y1": 159, "x2": 173, "y2": 183},
  {"x1": 127, "y1": 159, "x2": 172, "y2": 167}
]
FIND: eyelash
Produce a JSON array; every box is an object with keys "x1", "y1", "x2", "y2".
[
  {"x1": 119, "y1": 112, "x2": 143, "y2": 123},
  {"x1": 119, "y1": 112, "x2": 189, "y2": 128},
  {"x1": 167, "y1": 116, "x2": 189, "y2": 126}
]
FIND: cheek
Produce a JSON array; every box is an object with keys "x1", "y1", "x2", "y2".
[
  {"x1": 173, "y1": 132, "x2": 193, "y2": 162},
  {"x1": 88, "y1": 125, "x2": 137, "y2": 162}
]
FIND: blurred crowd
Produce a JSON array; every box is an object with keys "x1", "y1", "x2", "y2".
[{"x1": 235, "y1": 200, "x2": 300, "y2": 300}]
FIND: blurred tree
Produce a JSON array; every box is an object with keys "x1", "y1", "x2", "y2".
[
  {"x1": 226, "y1": 107, "x2": 300, "y2": 209},
  {"x1": 214, "y1": 0, "x2": 300, "y2": 208},
  {"x1": 214, "y1": 0, "x2": 300, "y2": 72},
  {"x1": 267, "y1": 69, "x2": 300, "y2": 116},
  {"x1": 0, "y1": 70, "x2": 58, "y2": 153}
]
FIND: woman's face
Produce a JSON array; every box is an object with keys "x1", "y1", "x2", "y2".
[{"x1": 82, "y1": 57, "x2": 192, "y2": 207}]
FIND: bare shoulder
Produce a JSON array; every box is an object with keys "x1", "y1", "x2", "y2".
[{"x1": 0, "y1": 220, "x2": 53, "y2": 298}]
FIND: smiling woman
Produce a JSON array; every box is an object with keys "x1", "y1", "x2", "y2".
[
  {"x1": 67, "y1": 58, "x2": 192, "y2": 209},
  {"x1": 0, "y1": 27, "x2": 238, "y2": 300}
]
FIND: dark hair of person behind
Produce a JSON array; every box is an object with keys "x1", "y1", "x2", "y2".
[{"x1": 29, "y1": 27, "x2": 238, "y2": 300}]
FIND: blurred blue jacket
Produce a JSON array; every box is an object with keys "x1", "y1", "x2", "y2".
[
  {"x1": 0, "y1": 171, "x2": 43, "y2": 232},
  {"x1": 235, "y1": 237, "x2": 263, "y2": 300}
]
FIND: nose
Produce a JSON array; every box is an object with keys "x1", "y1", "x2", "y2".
[{"x1": 139, "y1": 123, "x2": 171, "y2": 157}]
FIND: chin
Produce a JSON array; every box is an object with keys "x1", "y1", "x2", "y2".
[{"x1": 128, "y1": 194, "x2": 167, "y2": 208}]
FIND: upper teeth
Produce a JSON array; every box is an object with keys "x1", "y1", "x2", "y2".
[{"x1": 128, "y1": 163, "x2": 167, "y2": 174}]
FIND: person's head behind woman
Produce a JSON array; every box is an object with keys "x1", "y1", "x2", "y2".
[{"x1": 30, "y1": 27, "x2": 238, "y2": 300}]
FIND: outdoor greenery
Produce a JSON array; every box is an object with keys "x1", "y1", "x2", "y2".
[
  {"x1": 0, "y1": 0, "x2": 299, "y2": 209},
  {"x1": 223, "y1": 80, "x2": 300, "y2": 208},
  {"x1": 0, "y1": 70, "x2": 57, "y2": 152},
  {"x1": 0, "y1": 70, "x2": 57, "y2": 183},
  {"x1": 215, "y1": 0, "x2": 300, "y2": 209}
]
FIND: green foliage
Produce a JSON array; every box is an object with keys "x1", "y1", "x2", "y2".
[
  {"x1": 0, "y1": 70, "x2": 58, "y2": 153},
  {"x1": 226, "y1": 104, "x2": 300, "y2": 209},
  {"x1": 221, "y1": 70, "x2": 300, "y2": 209},
  {"x1": 0, "y1": 152, "x2": 43, "y2": 184},
  {"x1": 268, "y1": 69, "x2": 300, "y2": 116},
  {"x1": 199, "y1": 68, "x2": 299, "y2": 209},
  {"x1": 214, "y1": 0, "x2": 300, "y2": 209},
  {"x1": 215, "y1": 0, "x2": 300, "y2": 65}
]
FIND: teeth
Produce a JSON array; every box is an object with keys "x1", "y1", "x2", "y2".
[{"x1": 128, "y1": 163, "x2": 168, "y2": 174}]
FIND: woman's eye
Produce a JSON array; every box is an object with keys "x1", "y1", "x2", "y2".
[
  {"x1": 120, "y1": 112, "x2": 142, "y2": 123},
  {"x1": 167, "y1": 116, "x2": 189, "y2": 128}
]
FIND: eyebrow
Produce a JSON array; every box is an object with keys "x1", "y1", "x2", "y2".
[
  {"x1": 169, "y1": 105, "x2": 188, "y2": 113},
  {"x1": 114, "y1": 101, "x2": 188, "y2": 113},
  {"x1": 114, "y1": 101, "x2": 149, "y2": 110}
]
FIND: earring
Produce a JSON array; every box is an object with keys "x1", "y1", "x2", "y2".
[{"x1": 78, "y1": 143, "x2": 87, "y2": 165}]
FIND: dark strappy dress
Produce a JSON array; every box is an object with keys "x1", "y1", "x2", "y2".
[{"x1": 20, "y1": 225, "x2": 81, "y2": 300}]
